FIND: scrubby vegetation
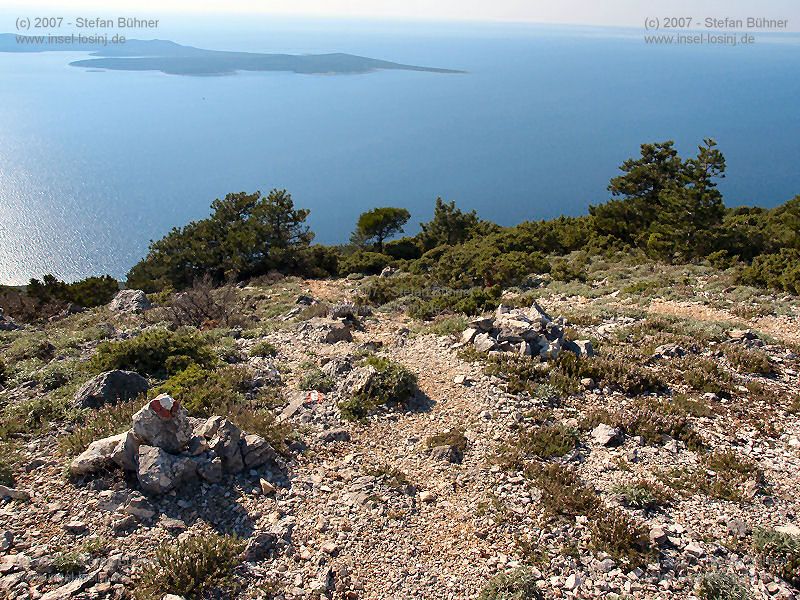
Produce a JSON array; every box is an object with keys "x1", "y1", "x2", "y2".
[
  {"x1": 752, "y1": 527, "x2": 800, "y2": 589},
  {"x1": 697, "y1": 571, "x2": 751, "y2": 599},
  {"x1": 338, "y1": 356, "x2": 418, "y2": 420},
  {"x1": 134, "y1": 533, "x2": 245, "y2": 600},
  {"x1": 478, "y1": 567, "x2": 543, "y2": 600},
  {"x1": 59, "y1": 399, "x2": 140, "y2": 457},
  {"x1": 91, "y1": 328, "x2": 217, "y2": 377}
]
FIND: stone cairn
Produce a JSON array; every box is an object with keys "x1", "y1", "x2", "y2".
[
  {"x1": 70, "y1": 394, "x2": 280, "y2": 495},
  {"x1": 460, "y1": 302, "x2": 593, "y2": 360}
]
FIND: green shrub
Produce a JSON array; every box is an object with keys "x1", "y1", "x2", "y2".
[
  {"x1": 53, "y1": 551, "x2": 86, "y2": 576},
  {"x1": 407, "y1": 286, "x2": 502, "y2": 319},
  {"x1": 385, "y1": 237, "x2": 422, "y2": 260},
  {"x1": 425, "y1": 429, "x2": 468, "y2": 453},
  {"x1": 249, "y1": 340, "x2": 277, "y2": 358},
  {"x1": 741, "y1": 249, "x2": 800, "y2": 294},
  {"x1": 134, "y1": 533, "x2": 244, "y2": 600},
  {"x1": 338, "y1": 250, "x2": 393, "y2": 276},
  {"x1": 338, "y1": 356, "x2": 417, "y2": 420},
  {"x1": 517, "y1": 423, "x2": 577, "y2": 459},
  {"x1": 697, "y1": 571, "x2": 750, "y2": 600},
  {"x1": 298, "y1": 367, "x2": 334, "y2": 393},
  {"x1": 589, "y1": 508, "x2": 652, "y2": 567},
  {"x1": 613, "y1": 479, "x2": 673, "y2": 510},
  {"x1": 155, "y1": 365, "x2": 251, "y2": 417},
  {"x1": 478, "y1": 568, "x2": 543, "y2": 600},
  {"x1": 0, "y1": 356, "x2": 6, "y2": 385},
  {"x1": 91, "y1": 328, "x2": 216, "y2": 377},
  {"x1": 752, "y1": 527, "x2": 800, "y2": 589},
  {"x1": 424, "y1": 315, "x2": 468, "y2": 337},
  {"x1": 723, "y1": 345, "x2": 773, "y2": 375}
]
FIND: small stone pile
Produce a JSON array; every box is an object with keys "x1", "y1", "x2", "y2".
[
  {"x1": 70, "y1": 394, "x2": 280, "y2": 495},
  {"x1": 461, "y1": 302, "x2": 593, "y2": 360}
]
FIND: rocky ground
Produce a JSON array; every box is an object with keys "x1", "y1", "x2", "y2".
[{"x1": 1, "y1": 271, "x2": 799, "y2": 599}]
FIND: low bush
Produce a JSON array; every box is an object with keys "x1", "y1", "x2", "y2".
[
  {"x1": 0, "y1": 356, "x2": 6, "y2": 385},
  {"x1": 298, "y1": 367, "x2": 334, "y2": 393},
  {"x1": 134, "y1": 533, "x2": 245, "y2": 600},
  {"x1": 425, "y1": 428, "x2": 468, "y2": 453},
  {"x1": 723, "y1": 345, "x2": 773, "y2": 375},
  {"x1": 155, "y1": 365, "x2": 252, "y2": 417},
  {"x1": 697, "y1": 571, "x2": 751, "y2": 600},
  {"x1": 613, "y1": 479, "x2": 673, "y2": 511},
  {"x1": 589, "y1": 508, "x2": 652, "y2": 567},
  {"x1": 423, "y1": 315, "x2": 468, "y2": 337},
  {"x1": 517, "y1": 423, "x2": 578, "y2": 459},
  {"x1": 478, "y1": 568, "x2": 543, "y2": 600},
  {"x1": 249, "y1": 340, "x2": 278, "y2": 358},
  {"x1": 59, "y1": 398, "x2": 140, "y2": 456},
  {"x1": 621, "y1": 397, "x2": 704, "y2": 451},
  {"x1": 338, "y1": 250, "x2": 393, "y2": 276},
  {"x1": 741, "y1": 248, "x2": 800, "y2": 294},
  {"x1": 525, "y1": 463, "x2": 599, "y2": 518},
  {"x1": 91, "y1": 328, "x2": 217, "y2": 377},
  {"x1": 0, "y1": 395, "x2": 67, "y2": 441},
  {"x1": 338, "y1": 356, "x2": 417, "y2": 420},
  {"x1": 752, "y1": 527, "x2": 800, "y2": 589}
]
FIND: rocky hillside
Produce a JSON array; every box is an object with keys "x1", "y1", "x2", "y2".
[{"x1": 1, "y1": 269, "x2": 800, "y2": 600}]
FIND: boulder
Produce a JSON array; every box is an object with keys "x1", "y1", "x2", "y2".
[
  {"x1": 241, "y1": 434, "x2": 277, "y2": 468},
  {"x1": 137, "y1": 445, "x2": 197, "y2": 495},
  {"x1": 108, "y1": 289, "x2": 151, "y2": 313},
  {"x1": 131, "y1": 395, "x2": 192, "y2": 454},
  {"x1": 321, "y1": 321, "x2": 353, "y2": 344},
  {"x1": 591, "y1": 423, "x2": 624, "y2": 447},
  {"x1": 70, "y1": 432, "x2": 128, "y2": 476},
  {"x1": 473, "y1": 332, "x2": 497, "y2": 353},
  {"x1": 73, "y1": 370, "x2": 149, "y2": 409},
  {"x1": 430, "y1": 445, "x2": 463, "y2": 464},
  {"x1": 341, "y1": 365, "x2": 377, "y2": 398}
]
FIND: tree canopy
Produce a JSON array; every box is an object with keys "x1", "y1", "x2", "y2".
[
  {"x1": 351, "y1": 207, "x2": 411, "y2": 253},
  {"x1": 127, "y1": 189, "x2": 315, "y2": 291}
]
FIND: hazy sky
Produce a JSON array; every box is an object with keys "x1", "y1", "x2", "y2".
[{"x1": 3, "y1": 0, "x2": 799, "y2": 28}]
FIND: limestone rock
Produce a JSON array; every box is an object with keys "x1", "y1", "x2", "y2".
[
  {"x1": 131, "y1": 395, "x2": 192, "y2": 454},
  {"x1": 241, "y1": 433, "x2": 277, "y2": 468},
  {"x1": 137, "y1": 445, "x2": 197, "y2": 495},
  {"x1": 108, "y1": 289, "x2": 151, "y2": 313},
  {"x1": 111, "y1": 430, "x2": 140, "y2": 471},
  {"x1": 73, "y1": 370, "x2": 149, "y2": 409},
  {"x1": 0, "y1": 484, "x2": 30, "y2": 501},
  {"x1": 591, "y1": 423, "x2": 623, "y2": 447},
  {"x1": 70, "y1": 432, "x2": 128, "y2": 476}
]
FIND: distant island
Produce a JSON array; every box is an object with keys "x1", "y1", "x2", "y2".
[{"x1": 0, "y1": 34, "x2": 464, "y2": 76}]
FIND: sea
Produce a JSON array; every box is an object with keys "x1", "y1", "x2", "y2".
[{"x1": 1, "y1": 14, "x2": 799, "y2": 284}]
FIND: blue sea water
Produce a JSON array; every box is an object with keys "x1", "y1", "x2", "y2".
[{"x1": 0, "y1": 16, "x2": 799, "y2": 284}]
